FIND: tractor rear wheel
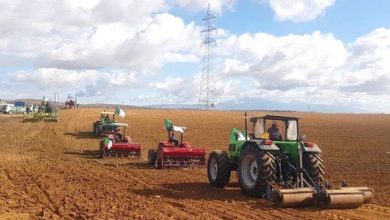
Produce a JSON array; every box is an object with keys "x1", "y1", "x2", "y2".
[
  {"x1": 93, "y1": 122, "x2": 96, "y2": 135},
  {"x1": 96, "y1": 125, "x2": 102, "y2": 136},
  {"x1": 207, "y1": 150, "x2": 231, "y2": 187},
  {"x1": 238, "y1": 144, "x2": 276, "y2": 197},
  {"x1": 303, "y1": 153, "x2": 325, "y2": 183},
  {"x1": 148, "y1": 149, "x2": 157, "y2": 165}
]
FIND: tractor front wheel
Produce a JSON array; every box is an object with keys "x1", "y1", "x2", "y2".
[
  {"x1": 207, "y1": 150, "x2": 231, "y2": 187},
  {"x1": 238, "y1": 144, "x2": 276, "y2": 197}
]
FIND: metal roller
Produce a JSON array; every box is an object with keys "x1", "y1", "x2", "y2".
[
  {"x1": 276, "y1": 188, "x2": 314, "y2": 207},
  {"x1": 316, "y1": 189, "x2": 365, "y2": 209},
  {"x1": 341, "y1": 187, "x2": 373, "y2": 203}
]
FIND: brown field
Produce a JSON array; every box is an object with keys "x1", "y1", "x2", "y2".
[{"x1": 0, "y1": 108, "x2": 389, "y2": 219}]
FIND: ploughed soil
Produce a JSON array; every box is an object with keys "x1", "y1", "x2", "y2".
[{"x1": 0, "y1": 109, "x2": 389, "y2": 219}]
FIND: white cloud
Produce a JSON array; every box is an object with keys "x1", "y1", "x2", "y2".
[
  {"x1": 149, "y1": 76, "x2": 185, "y2": 91},
  {"x1": 0, "y1": 0, "x2": 389, "y2": 112},
  {"x1": 148, "y1": 73, "x2": 241, "y2": 104},
  {"x1": 170, "y1": 0, "x2": 236, "y2": 14},
  {"x1": 8, "y1": 68, "x2": 137, "y2": 97},
  {"x1": 138, "y1": 27, "x2": 390, "y2": 112},
  {"x1": 0, "y1": 0, "x2": 202, "y2": 71},
  {"x1": 0, "y1": 0, "x2": 211, "y2": 102},
  {"x1": 148, "y1": 76, "x2": 197, "y2": 103},
  {"x1": 339, "y1": 28, "x2": 390, "y2": 94},
  {"x1": 218, "y1": 31, "x2": 347, "y2": 90},
  {"x1": 114, "y1": 13, "x2": 201, "y2": 70},
  {"x1": 264, "y1": 0, "x2": 335, "y2": 22},
  {"x1": 215, "y1": 28, "x2": 390, "y2": 112},
  {"x1": 92, "y1": 0, "x2": 166, "y2": 23}
]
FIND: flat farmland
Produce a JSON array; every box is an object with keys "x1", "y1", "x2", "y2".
[{"x1": 0, "y1": 108, "x2": 389, "y2": 219}]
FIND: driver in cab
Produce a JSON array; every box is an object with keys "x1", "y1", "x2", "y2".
[{"x1": 267, "y1": 121, "x2": 282, "y2": 141}]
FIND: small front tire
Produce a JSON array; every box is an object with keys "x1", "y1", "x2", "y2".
[{"x1": 207, "y1": 150, "x2": 231, "y2": 187}]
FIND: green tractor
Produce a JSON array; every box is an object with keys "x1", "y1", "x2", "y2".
[
  {"x1": 32, "y1": 101, "x2": 59, "y2": 122},
  {"x1": 207, "y1": 114, "x2": 372, "y2": 208},
  {"x1": 93, "y1": 112, "x2": 118, "y2": 136}
]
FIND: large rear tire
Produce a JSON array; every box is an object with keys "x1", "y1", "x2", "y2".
[
  {"x1": 93, "y1": 122, "x2": 96, "y2": 135},
  {"x1": 148, "y1": 149, "x2": 157, "y2": 165},
  {"x1": 238, "y1": 144, "x2": 276, "y2": 197},
  {"x1": 303, "y1": 153, "x2": 325, "y2": 183},
  {"x1": 207, "y1": 150, "x2": 231, "y2": 187}
]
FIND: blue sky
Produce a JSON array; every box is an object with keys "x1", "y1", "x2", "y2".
[
  {"x1": 174, "y1": 0, "x2": 390, "y2": 42},
  {"x1": 0, "y1": 0, "x2": 389, "y2": 112}
]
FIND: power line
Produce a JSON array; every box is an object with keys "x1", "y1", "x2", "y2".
[{"x1": 198, "y1": 3, "x2": 217, "y2": 110}]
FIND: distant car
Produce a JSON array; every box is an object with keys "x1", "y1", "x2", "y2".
[
  {"x1": 1, "y1": 104, "x2": 15, "y2": 114},
  {"x1": 33, "y1": 105, "x2": 40, "y2": 113},
  {"x1": 0, "y1": 103, "x2": 7, "y2": 111},
  {"x1": 13, "y1": 101, "x2": 26, "y2": 114}
]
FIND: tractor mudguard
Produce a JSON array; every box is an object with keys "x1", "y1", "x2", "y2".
[
  {"x1": 243, "y1": 140, "x2": 280, "y2": 151},
  {"x1": 302, "y1": 143, "x2": 321, "y2": 153}
]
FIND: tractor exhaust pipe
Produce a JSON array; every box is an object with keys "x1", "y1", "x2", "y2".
[{"x1": 244, "y1": 112, "x2": 248, "y2": 140}]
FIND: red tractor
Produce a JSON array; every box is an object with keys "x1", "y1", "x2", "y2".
[
  {"x1": 99, "y1": 123, "x2": 141, "y2": 158},
  {"x1": 147, "y1": 119, "x2": 206, "y2": 169},
  {"x1": 65, "y1": 95, "x2": 77, "y2": 109}
]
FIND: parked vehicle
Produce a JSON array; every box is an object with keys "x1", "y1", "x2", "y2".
[
  {"x1": 14, "y1": 101, "x2": 26, "y2": 114},
  {"x1": 1, "y1": 104, "x2": 15, "y2": 114},
  {"x1": 0, "y1": 102, "x2": 7, "y2": 112}
]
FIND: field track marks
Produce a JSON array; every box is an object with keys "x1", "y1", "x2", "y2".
[{"x1": 17, "y1": 164, "x2": 62, "y2": 218}]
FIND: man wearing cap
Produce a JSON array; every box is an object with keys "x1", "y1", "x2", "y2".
[{"x1": 267, "y1": 121, "x2": 282, "y2": 141}]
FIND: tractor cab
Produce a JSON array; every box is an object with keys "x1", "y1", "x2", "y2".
[
  {"x1": 229, "y1": 114, "x2": 320, "y2": 167},
  {"x1": 100, "y1": 112, "x2": 116, "y2": 122},
  {"x1": 93, "y1": 111, "x2": 118, "y2": 136},
  {"x1": 249, "y1": 115, "x2": 299, "y2": 141},
  {"x1": 247, "y1": 115, "x2": 307, "y2": 162}
]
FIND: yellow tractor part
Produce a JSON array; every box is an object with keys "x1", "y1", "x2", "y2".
[
  {"x1": 276, "y1": 188, "x2": 314, "y2": 207},
  {"x1": 276, "y1": 187, "x2": 373, "y2": 208}
]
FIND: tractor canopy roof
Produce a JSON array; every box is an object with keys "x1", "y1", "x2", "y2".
[
  {"x1": 110, "y1": 123, "x2": 128, "y2": 127},
  {"x1": 164, "y1": 119, "x2": 186, "y2": 133},
  {"x1": 249, "y1": 115, "x2": 299, "y2": 122},
  {"x1": 101, "y1": 112, "x2": 115, "y2": 115},
  {"x1": 249, "y1": 115, "x2": 300, "y2": 141}
]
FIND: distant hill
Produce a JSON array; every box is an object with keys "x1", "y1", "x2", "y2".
[
  {"x1": 216, "y1": 97, "x2": 366, "y2": 113},
  {"x1": 2, "y1": 97, "x2": 367, "y2": 113},
  {"x1": 144, "y1": 97, "x2": 366, "y2": 113}
]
